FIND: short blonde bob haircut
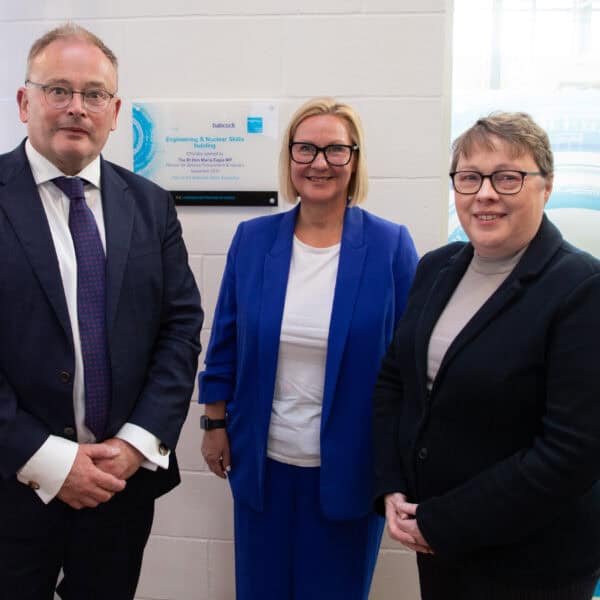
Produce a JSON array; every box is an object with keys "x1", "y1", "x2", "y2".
[
  {"x1": 279, "y1": 97, "x2": 368, "y2": 205},
  {"x1": 450, "y1": 111, "x2": 554, "y2": 176}
]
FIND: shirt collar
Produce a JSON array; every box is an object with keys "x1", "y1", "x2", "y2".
[{"x1": 25, "y1": 139, "x2": 102, "y2": 189}]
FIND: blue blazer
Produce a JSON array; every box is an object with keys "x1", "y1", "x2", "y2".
[
  {"x1": 0, "y1": 141, "x2": 203, "y2": 531},
  {"x1": 200, "y1": 204, "x2": 417, "y2": 520}
]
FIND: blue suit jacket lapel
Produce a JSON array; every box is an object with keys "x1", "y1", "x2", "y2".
[
  {"x1": 100, "y1": 159, "x2": 134, "y2": 337},
  {"x1": 257, "y1": 206, "x2": 297, "y2": 436},
  {"x1": 321, "y1": 207, "x2": 367, "y2": 428},
  {"x1": 0, "y1": 142, "x2": 72, "y2": 341}
]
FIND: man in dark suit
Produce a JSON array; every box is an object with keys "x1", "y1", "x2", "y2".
[{"x1": 0, "y1": 23, "x2": 203, "y2": 599}]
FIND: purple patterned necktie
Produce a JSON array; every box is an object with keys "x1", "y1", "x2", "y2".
[{"x1": 53, "y1": 176, "x2": 111, "y2": 439}]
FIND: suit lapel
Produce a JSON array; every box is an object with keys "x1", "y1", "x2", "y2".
[
  {"x1": 321, "y1": 207, "x2": 367, "y2": 428},
  {"x1": 423, "y1": 216, "x2": 563, "y2": 394},
  {"x1": 0, "y1": 143, "x2": 72, "y2": 341},
  {"x1": 414, "y1": 244, "x2": 472, "y2": 398},
  {"x1": 257, "y1": 206, "x2": 297, "y2": 427},
  {"x1": 433, "y1": 276, "x2": 525, "y2": 390},
  {"x1": 100, "y1": 159, "x2": 134, "y2": 336}
]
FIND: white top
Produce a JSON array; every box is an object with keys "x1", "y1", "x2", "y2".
[
  {"x1": 267, "y1": 235, "x2": 340, "y2": 467},
  {"x1": 427, "y1": 248, "x2": 526, "y2": 389},
  {"x1": 16, "y1": 140, "x2": 168, "y2": 504}
]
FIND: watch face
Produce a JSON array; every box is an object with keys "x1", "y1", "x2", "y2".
[{"x1": 201, "y1": 415, "x2": 226, "y2": 430}]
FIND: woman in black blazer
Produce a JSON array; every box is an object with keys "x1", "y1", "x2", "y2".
[{"x1": 373, "y1": 112, "x2": 600, "y2": 599}]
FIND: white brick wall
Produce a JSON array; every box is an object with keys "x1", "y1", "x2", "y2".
[{"x1": 0, "y1": 1, "x2": 453, "y2": 597}]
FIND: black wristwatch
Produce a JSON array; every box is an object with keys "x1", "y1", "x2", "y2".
[{"x1": 200, "y1": 415, "x2": 227, "y2": 431}]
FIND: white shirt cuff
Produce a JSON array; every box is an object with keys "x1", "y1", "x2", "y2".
[
  {"x1": 115, "y1": 423, "x2": 170, "y2": 471},
  {"x1": 17, "y1": 435, "x2": 78, "y2": 504}
]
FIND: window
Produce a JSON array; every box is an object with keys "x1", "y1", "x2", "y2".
[{"x1": 450, "y1": 0, "x2": 600, "y2": 258}]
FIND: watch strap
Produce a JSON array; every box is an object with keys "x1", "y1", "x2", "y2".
[{"x1": 200, "y1": 415, "x2": 227, "y2": 430}]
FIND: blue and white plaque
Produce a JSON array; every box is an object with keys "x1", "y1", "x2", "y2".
[{"x1": 132, "y1": 100, "x2": 279, "y2": 206}]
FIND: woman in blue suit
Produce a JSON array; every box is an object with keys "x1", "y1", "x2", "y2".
[{"x1": 199, "y1": 97, "x2": 418, "y2": 599}]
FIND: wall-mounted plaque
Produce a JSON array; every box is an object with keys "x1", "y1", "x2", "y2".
[{"x1": 133, "y1": 101, "x2": 279, "y2": 206}]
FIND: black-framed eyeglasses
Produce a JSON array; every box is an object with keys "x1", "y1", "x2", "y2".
[
  {"x1": 25, "y1": 79, "x2": 116, "y2": 113},
  {"x1": 290, "y1": 142, "x2": 358, "y2": 167},
  {"x1": 449, "y1": 170, "x2": 545, "y2": 195}
]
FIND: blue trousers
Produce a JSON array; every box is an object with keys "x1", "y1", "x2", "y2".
[{"x1": 234, "y1": 458, "x2": 384, "y2": 600}]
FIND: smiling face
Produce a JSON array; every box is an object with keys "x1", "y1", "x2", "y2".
[
  {"x1": 455, "y1": 135, "x2": 553, "y2": 258},
  {"x1": 17, "y1": 37, "x2": 121, "y2": 175},
  {"x1": 290, "y1": 114, "x2": 356, "y2": 208}
]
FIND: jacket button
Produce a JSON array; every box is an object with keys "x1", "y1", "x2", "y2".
[
  {"x1": 158, "y1": 443, "x2": 169, "y2": 456},
  {"x1": 418, "y1": 447, "x2": 428, "y2": 460},
  {"x1": 59, "y1": 371, "x2": 71, "y2": 383},
  {"x1": 63, "y1": 426, "x2": 75, "y2": 437}
]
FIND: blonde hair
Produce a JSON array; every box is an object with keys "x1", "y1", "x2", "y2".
[
  {"x1": 451, "y1": 111, "x2": 553, "y2": 175},
  {"x1": 279, "y1": 97, "x2": 368, "y2": 205},
  {"x1": 26, "y1": 23, "x2": 118, "y2": 80}
]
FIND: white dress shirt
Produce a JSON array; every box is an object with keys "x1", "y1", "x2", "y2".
[{"x1": 16, "y1": 140, "x2": 169, "y2": 503}]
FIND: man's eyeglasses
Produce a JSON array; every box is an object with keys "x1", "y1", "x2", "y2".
[
  {"x1": 290, "y1": 142, "x2": 358, "y2": 167},
  {"x1": 449, "y1": 170, "x2": 545, "y2": 195},
  {"x1": 25, "y1": 80, "x2": 116, "y2": 113}
]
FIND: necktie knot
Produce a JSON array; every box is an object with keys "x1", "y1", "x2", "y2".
[{"x1": 53, "y1": 176, "x2": 86, "y2": 202}]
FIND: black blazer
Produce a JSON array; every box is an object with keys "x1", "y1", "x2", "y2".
[
  {"x1": 374, "y1": 215, "x2": 600, "y2": 586},
  {"x1": 0, "y1": 141, "x2": 203, "y2": 533}
]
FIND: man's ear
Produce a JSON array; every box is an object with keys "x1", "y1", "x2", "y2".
[
  {"x1": 110, "y1": 97, "x2": 122, "y2": 132},
  {"x1": 17, "y1": 87, "x2": 29, "y2": 124}
]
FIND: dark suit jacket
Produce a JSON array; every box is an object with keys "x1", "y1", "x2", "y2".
[
  {"x1": 0, "y1": 141, "x2": 203, "y2": 530},
  {"x1": 200, "y1": 204, "x2": 418, "y2": 520},
  {"x1": 374, "y1": 215, "x2": 600, "y2": 586}
]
